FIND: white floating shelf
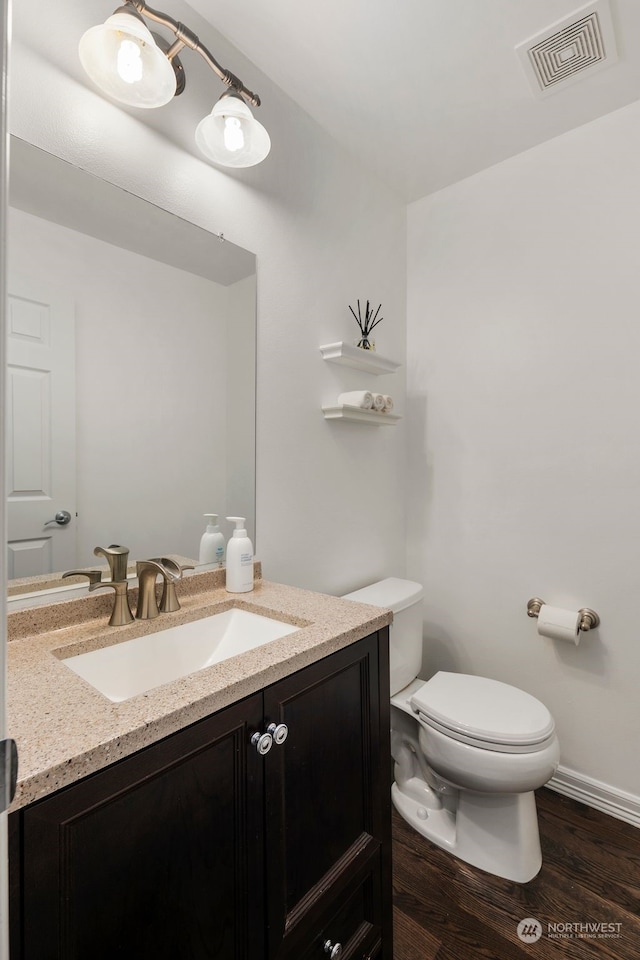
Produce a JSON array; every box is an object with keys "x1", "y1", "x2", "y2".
[
  {"x1": 322, "y1": 404, "x2": 401, "y2": 426},
  {"x1": 319, "y1": 341, "x2": 401, "y2": 375}
]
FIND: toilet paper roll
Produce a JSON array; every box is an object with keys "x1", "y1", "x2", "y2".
[{"x1": 536, "y1": 605, "x2": 581, "y2": 645}]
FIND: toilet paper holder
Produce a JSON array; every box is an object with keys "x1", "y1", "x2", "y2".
[{"x1": 527, "y1": 597, "x2": 600, "y2": 632}]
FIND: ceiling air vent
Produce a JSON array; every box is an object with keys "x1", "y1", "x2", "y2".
[{"x1": 516, "y1": 0, "x2": 618, "y2": 97}]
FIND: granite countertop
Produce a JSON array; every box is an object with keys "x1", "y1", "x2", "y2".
[{"x1": 7, "y1": 570, "x2": 392, "y2": 813}]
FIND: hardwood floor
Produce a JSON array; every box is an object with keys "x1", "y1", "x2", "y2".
[{"x1": 392, "y1": 788, "x2": 640, "y2": 959}]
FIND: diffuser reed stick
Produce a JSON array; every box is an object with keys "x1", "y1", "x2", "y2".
[{"x1": 349, "y1": 299, "x2": 383, "y2": 349}]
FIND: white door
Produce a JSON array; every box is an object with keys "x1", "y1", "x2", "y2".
[{"x1": 6, "y1": 274, "x2": 76, "y2": 578}]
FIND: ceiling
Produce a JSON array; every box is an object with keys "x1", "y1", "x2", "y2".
[
  {"x1": 185, "y1": 0, "x2": 640, "y2": 201},
  {"x1": 15, "y1": 1, "x2": 640, "y2": 204}
]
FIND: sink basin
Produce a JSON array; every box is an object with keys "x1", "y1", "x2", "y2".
[{"x1": 61, "y1": 608, "x2": 301, "y2": 702}]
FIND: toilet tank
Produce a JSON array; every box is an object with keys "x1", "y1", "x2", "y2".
[{"x1": 342, "y1": 578, "x2": 424, "y2": 696}]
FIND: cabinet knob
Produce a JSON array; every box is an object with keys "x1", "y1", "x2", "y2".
[
  {"x1": 324, "y1": 940, "x2": 343, "y2": 959},
  {"x1": 251, "y1": 731, "x2": 273, "y2": 755},
  {"x1": 267, "y1": 722, "x2": 289, "y2": 745}
]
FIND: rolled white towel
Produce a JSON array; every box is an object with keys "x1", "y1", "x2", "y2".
[
  {"x1": 372, "y1": 393, "x2": 386, "y2": 411},
  {"x1": 383, "y1": 395, "x2": 394, "y2": 413},
  {"x1": 338, "y1": 391, "x2": 373, "y2": 410}
]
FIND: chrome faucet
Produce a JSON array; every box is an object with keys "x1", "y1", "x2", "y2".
[{"x1": 136, "y1": 558, "x2": 185, "y2": 620}]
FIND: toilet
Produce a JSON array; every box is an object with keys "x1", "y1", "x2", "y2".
[{"x1": 343, "y1": 578, "x2": 560, "y2": 883}]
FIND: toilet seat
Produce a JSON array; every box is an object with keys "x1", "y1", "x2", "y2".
[{"x1": 410, "y1": 672, "x2": 556, "y2": 754}]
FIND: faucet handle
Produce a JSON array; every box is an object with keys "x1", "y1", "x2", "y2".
[
  {"x1": 89, "y1": 580, "x2": 134, "y2": 627},
  {"x1": 62, "y1": 569, "x2": 103, "y2": 585},
  {"x1": 136, "y1": 558, "x2": 180, "y2": 620},
  {"x1": 158, "y1": 562, "x2": 195, "y2": 612},
  {"x1": 149, "y1": 558, "x2": 187, "y2": 614},
  {"x1": 93, "y1": 544, "x2": 130, "y2": 582}
]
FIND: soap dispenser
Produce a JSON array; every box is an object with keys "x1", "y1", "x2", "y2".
[
  {"x1": 225, "y1": 517, "x2": 254, "y2": 593},
  {"x1": 199, "y1": 514, "x2": 226, "y2": 566}
]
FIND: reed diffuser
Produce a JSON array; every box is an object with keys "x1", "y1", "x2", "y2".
[{"x1": 349, "y1": 300, "x2": 383, "y2": 350}]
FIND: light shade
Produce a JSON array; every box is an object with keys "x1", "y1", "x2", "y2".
[
  {"x1": 79, "y1": 9, "x2": 177, "y2": 108},
  {"x1": 195, "y1": 95, "x2": 271, "y2": 168}
]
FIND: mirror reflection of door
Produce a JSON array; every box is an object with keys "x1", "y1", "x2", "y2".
[{"x1": 6, "y1": 275, "x2": 76, "y2": 578}]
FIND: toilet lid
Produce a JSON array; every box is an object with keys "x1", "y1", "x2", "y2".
[{"x1": 410, "y1": 672, "x2": 555, "y2": 747}]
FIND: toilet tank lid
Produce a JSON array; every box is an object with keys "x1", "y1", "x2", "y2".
[{"x1": 342, "y1": 578, "x2": 424, "y2": 614}]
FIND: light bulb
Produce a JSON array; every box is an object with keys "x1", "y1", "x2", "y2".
[
  {"x1": 195, "y1": 94, "x2": 271, "y2": 168},
  {"x1": 117, "y1": 38, "x2": 143, "y2": 84},
  {"x1": 223, "y1": 116, "x2": 245, "y2": 152},
  {"x1": 79, "y1": 10, "x2": 177, "y2": 108}
]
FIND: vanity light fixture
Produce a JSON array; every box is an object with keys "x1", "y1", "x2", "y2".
[{"x1": 79, "y1": 0, "x2": 271, "y2": 168}]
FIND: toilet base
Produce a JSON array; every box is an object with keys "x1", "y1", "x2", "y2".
[{"x1": 392, "y1": 782, "x2": 542, "y2": 883}]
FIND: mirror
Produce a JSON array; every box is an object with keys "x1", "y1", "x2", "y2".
[{"x1": 6, "y1": 136, "x2": 256, "y2": 599}]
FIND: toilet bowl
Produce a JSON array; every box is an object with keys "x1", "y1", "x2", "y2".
[{"x1": 342, "y1": 578, "x2": 560, "y2": 883}]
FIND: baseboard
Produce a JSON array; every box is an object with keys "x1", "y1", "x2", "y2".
[{"x1": 547, "y1": 765, "x2": 640, "y2": 828}]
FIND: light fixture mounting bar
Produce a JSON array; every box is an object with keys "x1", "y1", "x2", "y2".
[{"x1": 128, "y1": 0, "x2": 261, "y2": 106}]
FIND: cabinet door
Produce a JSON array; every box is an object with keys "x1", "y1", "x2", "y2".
[
  {"x1": 296, "y1": 860, "x2": 383, "y2": 960},
  {"x1": 263, "y1": 631, "x2": 391, "y2": 959},
  {"x1": 17, "y1": 694, "x2": 265, "y2": 960}
]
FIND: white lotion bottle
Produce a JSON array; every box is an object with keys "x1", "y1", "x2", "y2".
[
  {"x1": 199, "y1": 514, "x2": 226, "y2": 566},
  {"x1": 225, "y1": 517, "x2": 254, "y2": 593}
]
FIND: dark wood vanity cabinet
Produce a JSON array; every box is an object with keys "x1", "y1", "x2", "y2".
[
  {"x1": 263, "y1": 630, "x2": 391, "y2": 960},
  {"x1": 9, "y1": 629, "x2": 391, "y2": 960}
]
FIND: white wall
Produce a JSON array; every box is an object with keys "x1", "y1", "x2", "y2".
[
  {"x1": 407, "y1": 98, "x2": 640, "y2": 801},
  {"x1": 9, "y1": 1, "x2": 407, "y2": 596},
  {"x1": 8, "y1": 206, "x2": 240, "y2": 566}
]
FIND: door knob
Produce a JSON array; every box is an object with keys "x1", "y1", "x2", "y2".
[{"x1": 44, "y1": 510, "x2": 72, "y2": 527}]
